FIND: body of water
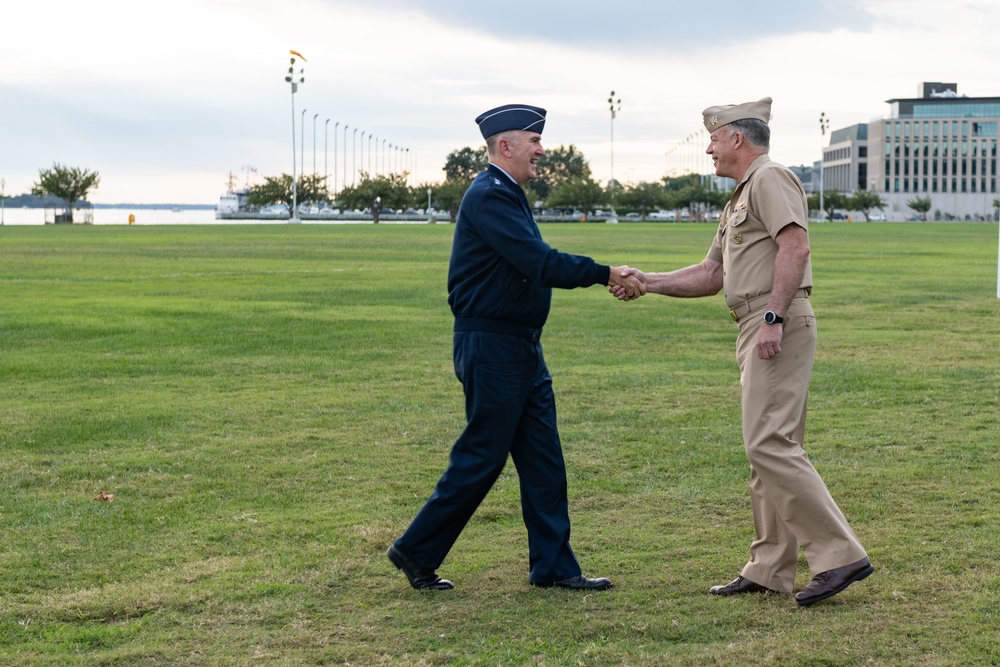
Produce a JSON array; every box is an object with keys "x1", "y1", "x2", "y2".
[{"x1": 0, "y1": 207, "x2": 447, "y2": 225}]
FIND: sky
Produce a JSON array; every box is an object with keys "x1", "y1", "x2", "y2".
[{"x1": 2, "y1": 0, "x2": 998, "y2": 204}]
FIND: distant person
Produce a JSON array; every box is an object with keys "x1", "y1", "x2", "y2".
[
  {"x1": 388, "y1": 103, "x2": 643, "y2": 591},
  {"x1": 611, "y1": 97, "x2": 872, "y2": 606}
]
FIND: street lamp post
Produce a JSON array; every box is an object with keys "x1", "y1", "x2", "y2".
[
  {"x1": 352, "y1": 128, "x2": 358, "y2": 186},
  {"x1": 312, "y1": 113, "x2": 318, "y2": 176},
  {"x1": 360, "y1": 131, "x2": 366, "y2": 180},
  {"x1": 333, "y1": 121, "x2": 339, "y2": 196},
  {"x1": 300, "y1": 108, "x2": 307, "y2": 183},
  {"x1": 343, "y1": 125, "x2": 349, "y2": 192},
  {"x1": 369, "y1": 135, "x2": 375, "y2": 175},
  {"x1": 324, "y1": 118, "x2": 330, "y2": 194},
  {"x1": 608, "y1": 91, "x2": 621, "y2": 224},
  {"x1": 284, "y1": 52, "x2": 305, "y2": 224},
  {"x1": 819, "y1": 112, "x2": 829, "y2": 221}
]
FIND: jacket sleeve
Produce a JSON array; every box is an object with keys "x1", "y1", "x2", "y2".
[{"x1": 472, "y1": 186, "x2": 610, "y2": 289}]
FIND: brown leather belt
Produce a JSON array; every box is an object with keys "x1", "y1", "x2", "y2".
[{"x1": 729, "y1": 288, "x2": 810, "y2": 322}]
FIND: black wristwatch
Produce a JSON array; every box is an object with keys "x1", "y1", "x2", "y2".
[{"x1": 763, "y1": 311, "x2": 784, "y2": 325}]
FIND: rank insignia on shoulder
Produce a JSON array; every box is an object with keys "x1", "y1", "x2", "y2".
[
  {"x1": 737, "y1": 200, "x2": 746, "y2": 208},
  {"x1": 493, "y1": 178, "x2": 502, "y2": 185}
]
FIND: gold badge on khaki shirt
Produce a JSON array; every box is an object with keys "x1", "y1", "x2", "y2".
[{"x1": 730, "y1": 200, "x2": 747, "y2": 244}]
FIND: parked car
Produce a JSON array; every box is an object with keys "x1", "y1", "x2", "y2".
[
  {"x1": 649, "y1": 210, "x2": 677, "y2": 220},
  {"x1": 869, "y1": 212, "x2": 887, "y2": 221}
]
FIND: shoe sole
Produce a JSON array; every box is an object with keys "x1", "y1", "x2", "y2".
[{"x1": 796, "y1": 565, "x2": 874, "y2": 606}]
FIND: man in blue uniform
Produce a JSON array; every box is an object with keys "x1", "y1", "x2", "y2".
[{"x1": 388, "y1": 104, "x2": 642, "y2": 591}]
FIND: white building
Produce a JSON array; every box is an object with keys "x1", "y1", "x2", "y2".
[{"x1": 823, "y1": 83, "x2": 998, "y2": 220}]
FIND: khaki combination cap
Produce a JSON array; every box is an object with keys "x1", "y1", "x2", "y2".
[{"x1": 702, "y1": 97, "x2": 772, "y2": 132}]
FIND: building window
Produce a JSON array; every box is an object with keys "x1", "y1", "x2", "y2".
[
  {"x1": 933, "y1": 121, "x2": 939, "y2": 138},
  {"x1": 973, "y1": 122, "x2": 997, "y2": 137},
  {"x1": 932, "y1": 179, "x2": 938, "y2": 192}
]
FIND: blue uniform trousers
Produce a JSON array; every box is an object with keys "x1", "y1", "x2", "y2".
[{"x1": 394, "y1": 330, "x2": 581, "y2": 583}]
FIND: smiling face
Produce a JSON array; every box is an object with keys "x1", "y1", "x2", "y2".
[
  {"x1": 498, "y1": 130, "x2": 545, "y2": 186},
  {"x1": 706, "y1": 126, "x2": 738, "y2": 179}
]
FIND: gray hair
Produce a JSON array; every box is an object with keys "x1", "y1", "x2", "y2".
[{"x1": 728, "y1": 118, "x2": 770, "y2": 151}]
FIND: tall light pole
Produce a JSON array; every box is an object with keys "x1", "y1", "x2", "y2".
[
  {"x1": 333, "y1": 121, "x2": 339, "y2": 196},
  {"x1": 608, "y1": 91, "x2": 621, "y2": 223},
  {"x1": 312, "y1": 113, "x2": 318, "y2": 176},
  {"x1": 352, "y1": 128, "x2": 358, "y2": 186},
  {"x1": 382, "y1": 139, "x2": 388, "y2": 176},
  {"x1": 324, "y1": 118, "x2": 330, "y2": 194},
  {"x1": 300, "y1": 108, "x2": 307, "y2": 183},
  {"x1": 369, "y1": 135, "x2": 375, "y2": 175},
  {"x1": 343, "y1": 124, "x2": 349, "y2": 192},
  {"x1": 819, "y1": 112, "x2": 829, "y2": 220},
  {"x1": 285, "y1": 51, "x2": 305, "y2": 224},
  {"x1": 360, "y1": 131, "x2": 366, "y2": 180}
]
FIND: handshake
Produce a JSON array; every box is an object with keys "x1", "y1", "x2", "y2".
[{"x1": 608, "y1": 266, "x2": 647, "y2": 301}]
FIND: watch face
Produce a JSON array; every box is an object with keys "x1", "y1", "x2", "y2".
[{"x1": 764, "y1": 311, "x2": 775, "y2": 324}]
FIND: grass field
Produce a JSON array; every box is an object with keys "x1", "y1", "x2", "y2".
[{"x1": 1, "y1": 222, "x2": 998, "y2": 666}]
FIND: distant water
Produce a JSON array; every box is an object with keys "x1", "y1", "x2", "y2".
[
  {"x1": 1, "y1": 207, "x2": 222, "y2": 225},
  {"x1": 0, "y1": 207, "x2": 438, "y2": 225}
]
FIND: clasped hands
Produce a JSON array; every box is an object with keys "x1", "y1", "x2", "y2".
[{"x1": 608, "y1": 266, "x2": 647, "y2": 301}]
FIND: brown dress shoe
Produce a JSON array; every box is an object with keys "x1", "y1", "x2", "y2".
[
  {"x1": 796, "y1": 557, "x2": 874, "y2": 606},
  {"x1": 709, "y1": 575, "x2": 779, "y2": 596}
]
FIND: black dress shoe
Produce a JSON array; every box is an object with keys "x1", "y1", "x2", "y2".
[
  {"x1": 709, "y1": 575, "x2": 779, "y2": 596},
  {"x1": 387, "y1": 545, "x2": 454, "y2": 590},
  {"x1": 533, "y1": 575, "x2": 613, "y2": 590},
  {"x1": 796, "y1": 557, "x2": 873, "y2": 606}
]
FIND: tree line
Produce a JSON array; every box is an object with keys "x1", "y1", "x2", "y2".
[{"x1": 37, "y1": 150, "x2": 1000, "y2": 224}]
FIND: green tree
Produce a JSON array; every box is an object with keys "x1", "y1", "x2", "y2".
[
  {"x1": 808, "y1": 190, "x2": 848, "y2": 221},
  {"x1": 618, "y1": 181, "x2": 670, "y2": 220},
  {"x1": 423, "y1": 180, "x2": 470, "y2": 223},
  {"x1": 849, "y1": 190, "x2": 887, "y2": 221},
  {"x1": 544, "y1": 176, "x2": 606, "y2": 220},
  {"x1": 529, "y1": 144, "x2": 591, "y2": 200},
  {"x1": 907, "y1": 195, "x2": 932, "y2": 221},
  {"x1": 31, "y1": 163, "x2": 100, "y2": 223},
  {"x1": 246, "y1": 173, "x2": 328, "y2": 211},
  {"x1": 336, "y1": 172, "x2": 411, "y2": 214},
  {"x1": 443, "y1": 147, "x2": 488, "y2": 183}
]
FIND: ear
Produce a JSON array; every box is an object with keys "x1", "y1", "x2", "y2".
[{"x1": 731, "y1": 130, "x2": 744, "y2": 149}]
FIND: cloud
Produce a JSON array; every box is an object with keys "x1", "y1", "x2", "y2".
[{"x1": 325, "y1": 0, "x2": 878, "y2": 51}]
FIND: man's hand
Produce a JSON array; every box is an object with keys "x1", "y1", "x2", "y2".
[
  {"x1": 756, "y1": 320, "x2": 783, "y2": 359},
  {"x1": 609, "y1": 266, "x2": 646, "y2": 301}
]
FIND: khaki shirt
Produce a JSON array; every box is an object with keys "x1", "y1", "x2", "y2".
[{"x1": 707, "y1": 154, "x2": 812, "y2": 309}]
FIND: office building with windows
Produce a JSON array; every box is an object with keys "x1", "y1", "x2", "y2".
[{"x1": 824, "y1": 83, "x2": 998, "y2": 220}]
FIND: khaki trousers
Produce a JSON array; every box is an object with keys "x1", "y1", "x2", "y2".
[{"x1": 735, "y1": 297, "x2": 867, "y2": 593}]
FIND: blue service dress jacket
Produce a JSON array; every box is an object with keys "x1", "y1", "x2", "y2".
[{"x1": 448, "y1": 164, "x2": 611, "y2": 330}]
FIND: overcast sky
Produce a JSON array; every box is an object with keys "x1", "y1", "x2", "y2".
[{"x1": 2, "y1": 0, "x2": 997, "y2": 204}]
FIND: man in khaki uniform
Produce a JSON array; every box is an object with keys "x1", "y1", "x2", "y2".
[{"x1": 614, "y1": 97, "x2": 873, "y2": 606}]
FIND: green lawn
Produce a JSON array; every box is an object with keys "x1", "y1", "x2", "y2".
[{"x1": 1, "y1": 222, "x2": 998, "y2": 666}]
